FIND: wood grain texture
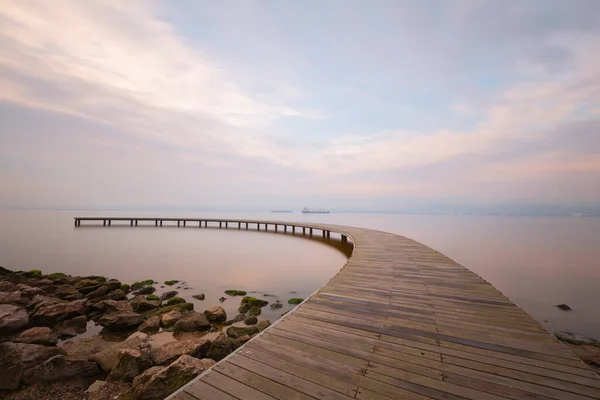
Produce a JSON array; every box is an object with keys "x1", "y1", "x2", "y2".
[{"x1": 76, "y1": 218, "x2": 600, "y2": 400}]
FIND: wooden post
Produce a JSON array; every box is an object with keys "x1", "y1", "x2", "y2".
[
  {"x1": 108, "y1": 220, "x2": 111, "y2": 226},
  {"x1": 199, "y1": 221, "x2": 201, "y2": 228},
  {"x1": 177, "y1": 221, "x2": 180, "y2": 227},
  {"x1": 245, "y1": 222, "x2": 248, "y2": 230},
  {"x1": 183, "y1": 221, "x2": 186, "y2": 227},
  {"x1": 303, "y1": 227, "x2": 306, "y2": 235},
  {"x1": 205, "y1": 221, "x2": 207, "y2": 228},
  {"x1": 155, "y1": 220, "x2": 158, "y2": 227},
  {"x1": 327, "y1": 231, "x2": 330, "y2": 238},
  {"x1": 257, "y1": 223, "x2": 260, "y2": 231},
  {"x1": 135, "y1": 220, "x2": 138, "y2": 226},
  {"x1": 322, "y1": 230, "x2": 325, "y2": 237},
  {"x1": 219, "y1": 221, "x2": 222, "y2": 228},
  {"x1": 292, "y1": 226, "x2": 295, "y2": 234},
  {"x1": 275, "y1": 225, "x2": 278, "y2": 232},
  {"x1": 225, "y1": 222, "x2": 228, "y2": 228},
  {"x1": 238, "y1": 222, "x2": 241, "y2": 229},
  {"x1": 284, "y1": 225, "x2": 287, "y2": 233},
  {"x1": 160, "y1": 220, "x2": 163, "y2": 227},
  {"x1": 310, "y1": 228, "x2": 313, "y2": 236},
  {"x1": 103, "y1": 220, "x2": 106, "y2": 226},
  {"x1": 264, "y1": 223, "x2": 267, "y2": 231}
]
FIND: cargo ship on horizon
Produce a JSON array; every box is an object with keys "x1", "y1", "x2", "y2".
[{"x1": 301, "y1": 207, "x2": 330, "y2": 214}]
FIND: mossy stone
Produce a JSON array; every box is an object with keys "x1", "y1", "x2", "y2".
[
  {"x1": 164, "y1": 280, "x2": 179, "y2": 286},
  {"x1": 146, "y1": 295, "x2": 160, "y2": 301},
  {"x1": 241, "y1": 296, "x2": 268, "y2": 308},
  {"x1": 166, "y1": 297, "x2": 186, "y2": 305},
  {"x1": 288, "y1": 298, "x2": 304, "y2": 305},
  {"x1": 24, "y1": 270, "x2": 42, "y2": 278},
  {"x1": 224, "y1": 289, "x2": 247, "y2": 296}
]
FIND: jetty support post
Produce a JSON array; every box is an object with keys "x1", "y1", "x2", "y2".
[
  {"x1": 327, "y1": 230, "x2": 330, "y2": 238},
  {"x1": 310, "y1": 228, "x2": 313, "y2": 236},
  {"x1": 303, "y1": 227, "x2": 306, "y2": 235},
  {"x1": 284, "y1": 225, "x2": 287, "y2": 233},
  {"x1": 160, "y1": 220, "x2": 163, "y2": 227},
  {"x1": 183, "y1": 221, "x2": 186, "y2": 227},
  {"x1": 103, "y1": 220, "x2": 106, "y2": 227},
  {"x1": 135, "y1": 220, "x2": 138, "y2": 226},
  {"x1": 219, "y1": 221, "x2": 222, "y2": 229},
  {"x1": 245, "y1": 222, "x2": 248, "y2": 230},
  {"x1": 177, "y1": 220, "x2": 180, "y2": 227},
  {"x1": 225, "y1": 222, "x2": 228, "y2": 229},
  {"x1": 238, "y1": 222, "x2": 241, "y2": 229},
  {"x1": 108, "y1": 220, "x2": 111, "y2": 226},
  {"x1": 275, "y1": 224, "x2": 278, "y2": 232}
]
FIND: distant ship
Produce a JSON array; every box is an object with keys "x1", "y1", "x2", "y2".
[
  {"x1": 301, "y1": 207, "x2": 330, "y2": 214},
  {"x1": 270, "y1": 210, "x2": 293, "y2": 213}
]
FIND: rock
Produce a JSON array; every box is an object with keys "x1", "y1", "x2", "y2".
[
  {"x1": 173, "y1": 311, "x2": 211, "y2": 332},
  {"x1": 150, "y1": 338, "x2": 211, "y2": 365},
  {"x1": 108, "y1": 348, "x2": 152, "y2": 382},
  {"x1": 161, "y1": 310, "x2": 183, "y2": 328},
  {"x1": 16, "y1": 327, "x2": 58, "y2": 346},
  {"x1": 0, "y1": 342, "x2": 62, "y2": 390},
  {"x1": 257, "y1": 319, "x2": 271, "y2": 331},
  {"x1": 30, "y1": 278, "x2": 54, "y2": 287},
  {"x1": 92, "y1": 288, "x2": 127, "y2": 303},
  {"x1": 131, "y1": 295, "x2": 161, "y2": 312},
  {"x1": 132, "y1": 355, "x2": 215, "y2": 400},
  {"x1": 166, "y1": 297, "x2": 186, "y2": 306},
  {"x1": 16, "y1": 284, "x2": 44, "y2": 298},
  {"x1": 91, "y1": 331, "x2": 149, "y2": 372},
  {"x1": 0, "y1": 304, "x2": 29, "y2": 332},
  {"x1": 241, "y1": 296, "x2": 268, "y2": 308},
  {"x1": 103, "y1": 299, "x2": 134, "y2": 313},
  {"x1": 226, "y1": 325, "x2": 259, "y2": 339},
  {"x1": 203, "y1": 306, "x2": 227, "y2": 323},
  {"x1": 238, "y1": 303, "x2": 250, "y2": 314},
  {"x1": 85, "y1": 379, "x2": 107, "y2": 393},
  {"x1": 85, "y1": 285, "x2": 109, "y2": 300},
  {"x1": 141, "y1": 302, "x2": 194, "y2": 319},
  {"x1": 236, "y1": 334, "x2": 251, "y2": 344},
  {"x1": 32, "y1": 299, "x2": 86, "y2": 326},
  {"x1": 160, "y1": 291, "x2": 178, "y2": 300},
  {"x1": 56, "y1": 315, "x2": 88, "y2": 337},
  {"x1": 74, "y1": 279, "x2": 104, "y2": 294},
  {"x1": 223, "y1": 314, "x2": 246, "y2": 326},
  {"x1": 556, "y1": 304, "x2": 572, "y2": 311},
  {"x1": 27, "y1": 294, "x2": 65, "y2": 313},
  {"x1": 192, "y1": 293, "x2": 205, "y2": 300},
  {"x1": 23, "y1": 355, "x2": 100, "y2": 384},
  {"x1": 98, "y1": 311, "x2": 144, "y2": 330},
  {"x1": 244, "y1": 316, "x2": 258, "y2": 325},
  {"x1": 206, "y1": 332, "x2": 238, "y2": 361},
  {"x1": 0, "y1": 266, "x2": 14, "y2": 275},
  {"x1": 55, "y1": 284, "x2": 83, "y2": 301},
  {"x1": 134, "y1": 286, "x2": 156, "y2": 295},
  {"x1": 0, "y1": 281, "x2": 17, "y2": 292},
  {"x1": 218, "y1": 296, "x2": 226, "y2": 302},
  {"x1": 138, "y1": 316, "x2": 161, "y2": 334},
  {"x1": 106, "y1": 279, "x2": 122, "y2": 292},
  {"x1": 270, "y1": 303, "x2": 283, "y2": 310},
  {"x1": 247, "y1": 306, "x2": 261, "y2": 316}
]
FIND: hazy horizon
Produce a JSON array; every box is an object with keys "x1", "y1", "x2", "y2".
[{"x1": 1, "y1": 1, "x2": 599, "y2": 209}]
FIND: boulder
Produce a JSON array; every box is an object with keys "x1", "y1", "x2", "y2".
[
  {"x1": 98, "y1": 311, "x2": 144, "y2": 330},
  {"x1": 0, "y1": 291, "x2": 27, "y2": 306},
  {"x1": 105, "y1": 279, "x2": 122, "y2": 292},
  {"x1": 0, "y1": 304, "x2": 29, "y2": 332},
  {"x1": 16, "y1": 284, "x2": 44, "y2": 298},
  {"x1": 56, "y1": 315, "x2": 88, "y2": 338},
  {"x1": 0, "y1": 342, "x2": 62, "y2": 390},
  {"x1": 23, "y1": 355, "x2": 100, "y2": 384},
  {"x1": 206, "y1": 332, "x2": 238, "y2": 361},
  {"x1": 27, "y1": 294, "x2": 65, "y2": 313},
  {"x1": 85, "y1": 285, "x2": 109, "y2": 300},
  {"x1": 173, "y1": 311, "x2": 210, "y2": 332},
  {"x1": 104, "y1": 299, "x2": 134, "y2": 313},
  {"x1": 16, "y1": 327, "x2": 58, "y2": 346},
  {"x1": 166, "y1": 297, "x2": 186, "y2": 306},
  {"x1": 240, "y1": 296, "x2": 268, "y2": 308},
  {"x1": 134, "y1": 286, "x2": 156, "y2": 295},
  {"x1": 204, "y1": 306, "x2": 227, "y2": 323},
  {"x1": 161, "y1": 310, "x2": 182, "y2": 328},
  {"x1": 91, "y1": 332, "x2": 149, "y2": 372},
  {"x1": 256, "y1": 319, "x2": 271, "y2": 331},
  {"x1": 236, "y1": 335, "x2": 251, "y2": 345},
  {"x1": 226, "y1": 325, "x2": 259, "y2": 339},
  {"x1": 244, "y1": 316, "x2": 258, "y2": 325},
  {"x1": 131, "y1": 295, "x2": 161, "y2": 312},
  {"x1": 30, "y1": 278, "x2": 54, "y2": 287},
  {"x1": 108, "y1": 348, "x2": 152, "y2": 382},
  {"x1": 74, "y1": 279, "x2": 104, "y2": 294},
  {"x1": 55, "y1": 284, "x2": 84, "y2": 301},
  {"x1": 132, "y1": 355, "x2": 215, "y2": 400},
  {"x1": 238, "y1": 303, "x2": 250, "y2": 314},
  {"x1": 91, "y1": 289, "x2": 127, "y2": 303},
  {"x1": 247, "y1": 306, "x2": 261, "y2": 316},
  {"x1": 223, "y1": 314, "x2": 246, "y2": 326},
  {"x1": 32, "y1": 299, "x2": 86, "y2": 326},
  {"x1": 138, "y1": 316, "x2": 161, "y2": 334},
  {"x1": 160, "y1": 291, "x2": 178, "y2": 300},
  {"x1": 150, "y1": 338, "x2": 210, "y2": 365},
  {"x1": 192, "y1": 293, "x2": 205, "y2": 300},
  {"x1": 0, "y1": 281, "x2": 17, "y2": 292},
  {"x1": 270, "y1": 302, "x2": 283, "y2": 310}
]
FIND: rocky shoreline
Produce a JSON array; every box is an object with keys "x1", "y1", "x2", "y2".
[{"x1": 0, "y1": 266, "x2": 290, "y2": 400}]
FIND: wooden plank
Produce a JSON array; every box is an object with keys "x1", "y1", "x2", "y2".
[
  {"x1": 184, "y1": 380, "x2": 238, "y2": 400},
  {"x1": 201, "y1": 371, "x2": 277, "y2": 400}
]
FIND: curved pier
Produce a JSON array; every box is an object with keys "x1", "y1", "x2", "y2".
[{"x1": 74, "y1": 217, "x2": 600, "y2": 399}]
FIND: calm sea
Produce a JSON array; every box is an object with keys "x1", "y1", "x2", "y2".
[{"x1": 1, "y1": 210, "x2": 598, "y2": 340}]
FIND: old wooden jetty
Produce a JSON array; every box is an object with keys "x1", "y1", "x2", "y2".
[{"x1": 74, "y1": 217, "x2": 600, "y2": 400}]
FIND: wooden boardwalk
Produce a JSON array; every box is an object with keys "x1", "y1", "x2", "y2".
[{"x1": 74, "y1": 218, "x2": 600, "y2": 399}]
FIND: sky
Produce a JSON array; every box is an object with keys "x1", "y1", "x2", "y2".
[{"x1": 1, "y1": 0, "x2": 599, "y2": 212}]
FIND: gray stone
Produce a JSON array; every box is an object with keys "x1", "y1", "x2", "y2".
[
  {"x1": 134, "y1": 286, "x2": 156, "y2": 295},
  {"x1": 173, "y1": 311, "x2": 210, "y2": 332},
  {"x1": 74, "y1": 279, "x2": 104, "y2": 294},
  {"x1": 150, "y1": 338, "x2": 210, "y2": 365},
  {"x1": 0, "y1": 291, "x2": 26, "y2": 306},
  {"x1": 55, "y1": 284, "x2": 83, "y2": 301},
  {"x1": 223, "y1": 314, "x2": 246, "y2": 326},
  {"x1": 98, "y1": 311, "x2": 144, "y2": 330},
  {"x1": 204, "y1": 306, "x2": 227, "y2": 323},
  {"x1": 32, "y1": 299, "x2": 86, "y2": 326},
  {"x1": 132, "y1": 355, "x2": 215, "y2": 400},
  {"x1": 106, "y1": 279, "x2": 122, "y2": 292},
  {"x1": 91, "y1": 331, "x2": 149, "y2": 372},
  {"x1": 192, "y1": 293, "x2": 205, "y2": 300},
  {"x1": 85, "y1": 285, "x2": 109, "y2": 300},
  {"x1": 104, "y1": 299, "x2": 134, "y2": 313},
  {"x1": 247, "y1": 306, "x2": 261, "y2": 316},
  {"x1": 131, "y1": 295, "x2": 161, "y2": 312},
  {"x1": 23, "y1": 355, "x2": 100, "y2": 384},
  {"x1": 16, "y1": 284, "x2": 44, "y2": 298},
  {"x1": 16, "y1": 327, "x2": 58, "y2": 346},
  {"x1": 56, "y1": 315, "x2": 88, "y2": 337},
  {"x1": 0, "y1": 304, "x2": 29, "y2": 332},
  {"x1": 0, "y1": 281, "x2": 17, "y2": 292},
  {"x1": 161, "y1": 310, "x2": 182, "y2": 328},
  {"x1": 256, "y1": 319, "x2": 271, "y2": 331},
  {"x1": 0, "y1": 342, "x2": 62, "y2": 390},
  {"x1": 138, "y1": 316, "x2": 161, "y2": 334},
  {"x1": 226, "y1": 325, "x2": 259, "y2": 339},
  {"x1": 26, "y1": 294, "x2": 65, "y2": 313},
  {"x1": 160, "y1": 291, "x2": 178, "y2": 300},
  {"x1": 108, "y1": 348, "x2": 152, "y2": 382},
  {"x1": 244, "y1": 316, "x2": 258, "y2": 325},
  {"x1": 206, "y1": 332, "x2": 238, "y2": 361}
]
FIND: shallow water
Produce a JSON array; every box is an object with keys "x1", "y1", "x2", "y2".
[{"x1": 1, "y1": 210, "x2": 599, "y2": 340}]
